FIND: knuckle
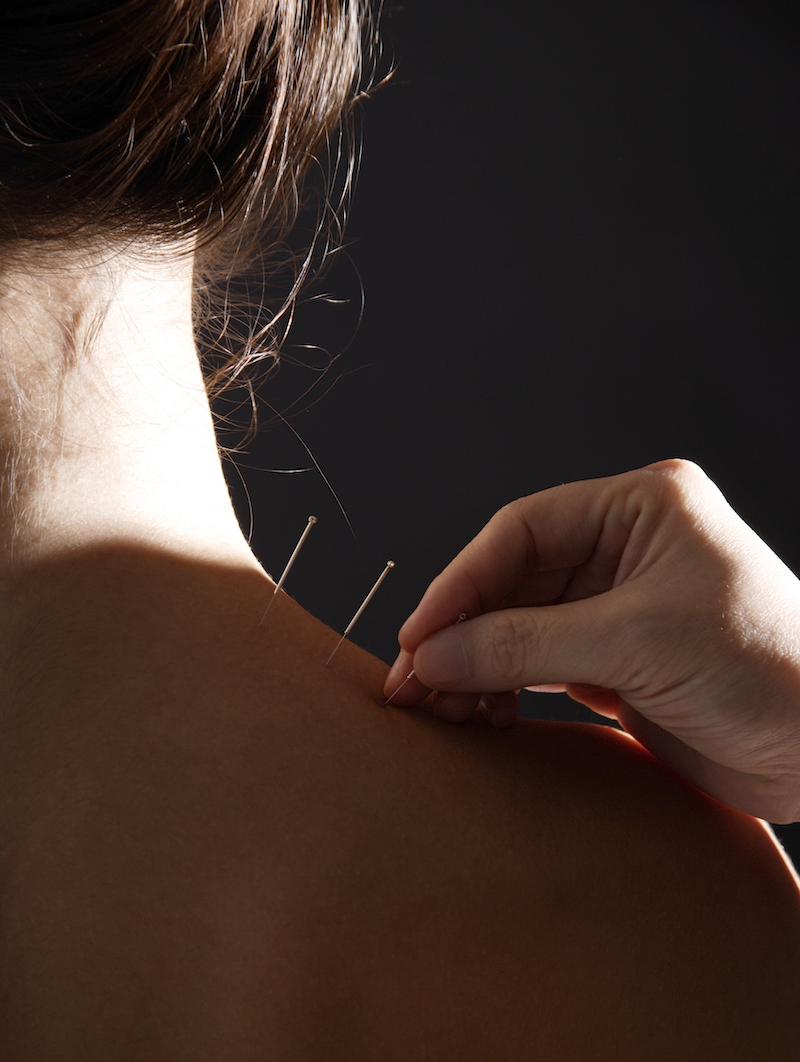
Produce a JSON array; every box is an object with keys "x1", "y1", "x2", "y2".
[
  {"x1": 646, "y1": 457, "x2": 706, "y2": 483},
  {"x1": 644, "y1": 458, "x2": 712, "y2": 510},
  {"x1": 486, "y1": 611, "x2": 535, "y2": 686},
  {"x1": 633, "y1": 459, "x2": 727, "y2": 545}
]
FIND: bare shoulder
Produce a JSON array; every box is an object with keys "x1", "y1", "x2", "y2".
[
  {"x1": 345, "y1": 713, "x2": 800, "y2": 1062},
  {"x1": 2, "y1": 549, "x2": 799, "y2": 1061}
]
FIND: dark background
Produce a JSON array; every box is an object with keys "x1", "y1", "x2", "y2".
[{"x1": 223, "y1": 1, "x2": 800, "y2": 860}]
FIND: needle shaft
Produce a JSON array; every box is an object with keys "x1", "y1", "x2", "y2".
[
  {"x1": 326, "y1": 561, "x2": 395, "y2": 666},
  {"x1": 259, "y1": 516, "x2": 317, "y2": 625}
]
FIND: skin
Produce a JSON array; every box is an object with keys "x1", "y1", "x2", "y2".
[
  {"x1": 385, "y1": 462, "x2": 800, "y2": 823},
  {"x1": 1, "y1": 246, "x2": 799, "y2": 1059}
]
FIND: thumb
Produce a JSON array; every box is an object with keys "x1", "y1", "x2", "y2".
[{"x1": 413, "y1": 595, "x2": 631, "y2": 692}]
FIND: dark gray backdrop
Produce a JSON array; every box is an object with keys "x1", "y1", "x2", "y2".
[{"x1": 223, "y1": 1, "x2": 800, "y2": 858}]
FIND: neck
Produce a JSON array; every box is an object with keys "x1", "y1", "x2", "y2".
[{"x1": 0, "y1": 243, "x2": 258, "y2": 579}]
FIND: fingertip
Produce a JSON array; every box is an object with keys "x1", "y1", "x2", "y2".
[
  {"x1": 397, "y1": 603, "x2": 426, "y2": 650},
  {"x1": 397, "y1": 613, "x2": 414, "y2": 648},
  {"x1": 383, "y1": 652, "x2": 432, "y2": 707}
]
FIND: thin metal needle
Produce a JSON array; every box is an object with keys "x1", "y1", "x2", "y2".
[
  {"x1": 259, "y1": 516, "x2": 317, "y2": 625},
  {"x1": 325, "y1": 561, "x2": 395, "y2": 666},
  {"x1": 384, "y1": 669, "x2": 416, "y2": 706}
]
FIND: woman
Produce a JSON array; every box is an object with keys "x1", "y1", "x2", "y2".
[{"x1": 1, "y1": 3, "x2": 798, "y2": 1059}]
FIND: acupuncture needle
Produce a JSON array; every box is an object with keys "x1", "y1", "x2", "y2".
[
  {"x1": 259, "y1": 515, "x2": 317, "y2": 625},
  {"x1": 325, "y1": 561, "x2": 395, "y2": 666},
  {"x1": 384, "y1": 613, "x2": 467, "y2": 706}
]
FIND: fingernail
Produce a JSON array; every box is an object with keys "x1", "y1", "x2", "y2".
[
  {"x1": 479, "y1": 693, "x2": 515, "y2": 730},
  {"x1": 416, "y1": 632, "x2": 469, "y2": 686},
  {"x1": 479, "y1": 694, "x2": 499, "y2": 729}
]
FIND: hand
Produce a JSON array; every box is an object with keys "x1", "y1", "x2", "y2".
[{"x1": 385, "y1": 460, "x2": 800, "y2": 822}]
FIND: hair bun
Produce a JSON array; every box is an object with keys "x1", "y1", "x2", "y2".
[{"x1": 0, "y1": 0, "x2": 366, "y2": 247}]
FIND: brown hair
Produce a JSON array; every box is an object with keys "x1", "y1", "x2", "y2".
[{"x1": 0, "y1": 0, "x2": 372, "y2": 398}]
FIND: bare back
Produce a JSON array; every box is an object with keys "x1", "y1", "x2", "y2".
[{"x1": 2, "y1": 547, "x2": 799, "y2": 1060}]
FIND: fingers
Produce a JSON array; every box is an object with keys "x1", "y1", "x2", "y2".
[
  {"x1": 388, "y1": 461, "x2": 712, "y2": 709},
  {"x1": 383, "y1": 649, "x2": 519, "y2": 728},
  {"x1": 385, "y1": 459, "x2": 723, "y2": 711},
  {"x1": 383, "y1": 649, "x2": 493, "y2": 720},
  {"x1": 411, "y1": 594, "x2": 630, "y2": 694}
]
